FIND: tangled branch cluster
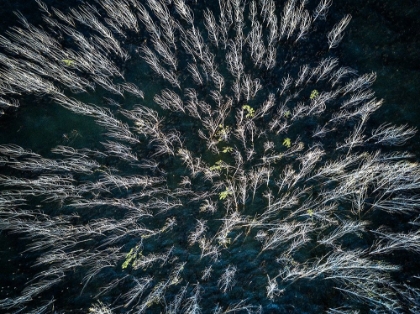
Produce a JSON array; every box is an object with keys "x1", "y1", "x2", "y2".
[{"x1": 0, "y1": 0, "x2": 419, "y2": 313}]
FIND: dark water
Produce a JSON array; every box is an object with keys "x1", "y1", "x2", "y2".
[{"x1": 0, "y1": 0, "x2": 419, "y2": 313}]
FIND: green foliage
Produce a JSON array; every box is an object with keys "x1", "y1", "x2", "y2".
[
  {"x1": 242, "y1": 104, "x2": 255, "y2": 118},
  {"x1": 284, "y1": 110, "x2": 291, "y2": 118},
  {"x1": 122, "y1": 245, "x2": 140, "y2": 270},
  {"x1": 216, "y1": 124, "x2": 231, "y2": 142},
  {"x1": 283, "y1": 137, "x2": 292, "y2": 148},
  {"x1": 210, "y1": 160, "x2": 224, "y2": 171},
  {"x1": 310, "y1": 89, "x2": 319, "y2": 100},
  {"x1": 219, "y1": 188, "x2": 232, "y2": 200},
  {"x1": 222, "y1": 146, "x2": 233, "y2": 153},
  {"x1": 62, "y1": 59, "x2": 75, "y2": 66}
]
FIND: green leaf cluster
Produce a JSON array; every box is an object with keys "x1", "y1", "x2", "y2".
[
  {"x1": 283, "y1": 138, "x2": 292, "y2": 148},
  {"x1": 210, "y1": 160, "x2": 224, "y2": 171},
  {"x1": 122, "y1": 245, "x2": 140, "y2": 270},
  {"x1": 62, "y1": 59, "x2": 75, "y2": 66},
  {"x1": 242, "y1": 104, "x2": 255, "y2": 118},
  {"x1": 310, "y1": 89, "x2": 319, "y2": 100},
  {"x1": 219, "y1": 188, "x2": 232, "y2": 200},
  {"x1": 216, "y1": 124, "x2": 231, "y2": 142},
  {"x1": 222, "y1": 146, "x2": 233, "y2": 153}
]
